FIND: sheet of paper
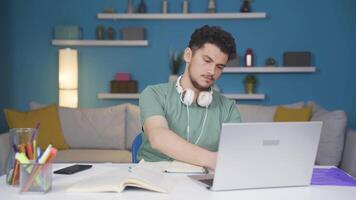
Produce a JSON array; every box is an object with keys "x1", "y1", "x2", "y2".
[{"x1": 311, "y1": 167, "x2": 356, "y2": 186}]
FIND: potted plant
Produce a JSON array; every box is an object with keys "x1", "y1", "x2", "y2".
[
  {"x1": 169, "y1": 51, "x2": 183, "y2": 82},
  {"x1": 243, "y1": 74, "x2": 258, "y2": 94}
]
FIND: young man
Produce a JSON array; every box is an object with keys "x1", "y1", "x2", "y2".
[{"x1": 138, "y1": 25, "x2": 241, "y2": 170}]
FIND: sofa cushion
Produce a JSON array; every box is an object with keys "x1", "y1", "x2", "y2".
[
  {"x1": 4, "y1": 105, "x2": 69, "y2": 150},
  {"x1": 237, "y1": 102, "x2": 304, "y2": 122},
  {"x1": 308, "y1": 101, "x2": 347, "y2": 166},
  {"x1": 54, "y1": 149, "x2": 131, "y2": 163},
  {"x1": 30, "y1": 102, "x2": 126, "y2": 150},
  {"x1": 126, "y1": 104, "x2": 141, "y2": 150},
  {"x1": 274, "y1": 106, "x2": 312, "y2": 122}
]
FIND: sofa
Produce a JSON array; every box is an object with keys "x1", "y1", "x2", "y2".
[{"x1": 0, "y1": 101, "x2": 355, "y2": 178}]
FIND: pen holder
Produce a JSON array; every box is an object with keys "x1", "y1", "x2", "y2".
[
  {"x1": 5, "y1": 128, "x2": 35, "y2": 186},
  {"x1": 19, "y1": 163, "x2": 52, "y2": 193}
]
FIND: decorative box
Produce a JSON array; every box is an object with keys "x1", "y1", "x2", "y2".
[
  {"x1": 54, "y1": 25, "x2": 83, "y2": 40},
  {"x1": 115, "y1": 73, "x2": 131, "y2": 81},
  {"x1": 283, "y1": 52, "x2": 311, "y2": 66},
  {"x1": 121, "y1": 27, "x2": 146, "y2": 40},
  {"x1": 110, "y1": 80, "x2": 137, "y2": 93}
]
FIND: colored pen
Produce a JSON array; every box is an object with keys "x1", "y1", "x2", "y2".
[
  {"x1": 36, "y1": 147, "x2": 41, "y2": 162},
  {"x1": 25, "y1": 143, "x2": 33, "y2": 160},
  {"x1": 12, "y1": 144, "x2": 18, "y2": 153},
  {"x1": 31, "y1": 122, "x2": 40, "y2": 142},
  {"x1": 15, "y1": 152, "x2": 31, "y2": 164},
  {"x1": 38, "y1": 144, "x2": 52, "y2": 164},
  {"x1": 32, "y1": 140, "x2": 37, "y2": 160}
]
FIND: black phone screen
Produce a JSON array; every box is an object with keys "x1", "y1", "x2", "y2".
[{"x1": 53, "y1": 164, "x2": 92, "y2": 175}]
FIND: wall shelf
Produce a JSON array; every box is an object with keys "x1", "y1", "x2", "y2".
[
  {"x1": 223, "y1": 66, "x2": 316, "y2": 73},
  {"x1": 52, "y1": 40, "x2": 149, "y2": 47},
  {"x1": 97, "y1": 13, "x2": 267, "y2": 20},
  {"x1": 97, "y1": 93, "x2": 265, "y2": 100}
]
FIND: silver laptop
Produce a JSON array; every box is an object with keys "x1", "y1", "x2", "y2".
[{"x1": 192, "y1": 121, "x2": 322, "y2": 191}]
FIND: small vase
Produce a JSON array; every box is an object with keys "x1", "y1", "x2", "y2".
[
  {"x1": 127, "y1": 0, "x2": 134, "y2": 13},
  {"x1": 182, "y1": 0, "x2": 189, "y2": 14},
  {"x1": 244, "y1": 83, "x2": 255, "y2": 94},
  {"x1": 137, "y1": 0, "x2": 147, "y2": 13},
  {"x1": 107, "y1": 27, "x2": 116, "y2": 40},
  {"x1": 161, "y1": 0, "x2": 168, "y2": 13},
  {"x1": 208, "y1": 0, "x2": 216, "y2": 13},
  {"x1": 240, "y1": 0, "x2": 251, "y2": 13}
]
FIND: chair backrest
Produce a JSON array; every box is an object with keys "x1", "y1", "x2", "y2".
[{"x1": 131, "y1": 133, "x2": 142, "y2": 163}]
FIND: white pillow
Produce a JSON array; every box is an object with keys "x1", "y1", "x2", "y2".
[
  {"x1": 237, "y1": 102, "x2": 304, "y2": 122},
  {"x1": 308, "y1": 101, "x2": 347, "y2": 166},
  {"x1": 29, "y1": 102, "x2": 126, "y2": 150}
]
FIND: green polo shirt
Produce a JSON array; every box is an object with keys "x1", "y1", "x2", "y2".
[{"x1": 137, "y1": 81, "x2": 241, "y2": 162}]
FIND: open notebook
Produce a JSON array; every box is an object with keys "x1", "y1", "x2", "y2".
[{"x1": 67, "y1": 160, "x2": 206, "y2": 193}]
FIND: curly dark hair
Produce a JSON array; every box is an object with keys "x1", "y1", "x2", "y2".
[{"x1": 188, "y1": 25, "x2": 236, "y2": 60}]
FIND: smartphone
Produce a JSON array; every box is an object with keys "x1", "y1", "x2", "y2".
[{"x1": 53, "y1": 164, "x2": 92, "y2": 175}]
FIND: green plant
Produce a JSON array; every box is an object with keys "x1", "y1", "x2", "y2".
[
  {"x1": 170, "y1": 51, "x2": 183, "y2": 75},
  {"x1": 243, "y1": 75, "x2": 257, "y2": 84}
]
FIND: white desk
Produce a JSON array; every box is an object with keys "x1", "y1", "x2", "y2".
[{"x1": 1, "y1": 163, "x2": 356, "y2": 200}]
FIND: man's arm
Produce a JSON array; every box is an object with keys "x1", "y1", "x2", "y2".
[{"x1": 143, "y1": 115, "x2": 217, "y2": 170}]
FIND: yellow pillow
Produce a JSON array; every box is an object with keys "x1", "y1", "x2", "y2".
[
  {"x1": 4, "y1": 105, "x2": 69, "y2": 150},
  {"x1": 274, "y1": 106, "x2": 313, "y2": 122}
]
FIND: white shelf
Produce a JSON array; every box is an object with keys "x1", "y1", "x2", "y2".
[
  {"x1": 223, "y1": 93, "x2": 265, "y2": 100},
  {"x1": 97, "y1": 93, "x2": 265, "y2": 100},
  {"x1": 98, "y1": 93, "x2": 140, "y2": 99},
  {"x1": 223, "y1": 67, "x2": 316, "y2": 73},
  {"x1": 97, "y1": 13, "x2": 267, "y2": 20},
  {"x1": 52, "y1": 40, "x2": 148, "y2": 47}
]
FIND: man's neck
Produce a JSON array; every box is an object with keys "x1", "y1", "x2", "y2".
[{"x1": 181, "y1": 74, "x2": 200, "y2": 100}]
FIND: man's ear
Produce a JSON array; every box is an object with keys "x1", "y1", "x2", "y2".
[{"x1": 183, "y1": 47, "x2": 192, "y2": 63}]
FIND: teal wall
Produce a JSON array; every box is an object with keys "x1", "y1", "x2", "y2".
[
  {"x1": 1, "y1": 0, "x2": 356, "y2": 131},
  {"x1": 0, "y1": 0, "x2": 11, "y2": 132}
]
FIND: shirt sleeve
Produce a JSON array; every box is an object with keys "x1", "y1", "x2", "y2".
[
  {"x1": 224, "y1": 101, "x2": 242, "y2": 123},
  {"x1": 139, "y1": 86, "x2": 166, "y2": 126}
]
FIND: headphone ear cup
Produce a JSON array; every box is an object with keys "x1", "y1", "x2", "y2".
[
  {"x1": 197, "y1": 91, "x2": 213, "y2": 107},
  {"x1": 181, "y1": 89, "x2": 195, "y2": 106}
]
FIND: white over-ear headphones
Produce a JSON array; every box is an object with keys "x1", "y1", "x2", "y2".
[
  {"x1": 175, "y1": 75, "x2": 213, "y2": 107},
  {"x1": 175, "y1": 75, "x2": 212, "y2": 144}
]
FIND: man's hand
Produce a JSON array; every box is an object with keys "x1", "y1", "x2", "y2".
[{"x1": 143, "y1": 115, "x2": 217, "y2": 169}]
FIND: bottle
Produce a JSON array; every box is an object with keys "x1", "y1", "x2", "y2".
[
  {"x1": 245, "y1": 48, "x2": 254, "y2": 67},
  {"x1": 208, "y1": 0, "x2": 216, "y2": 13},
  {"x1": 240, "y1": 0, "x2": 251, "y2": 13},
  {"x1": 182, "y1": 0, "x2": 189, "y2": 14},
  {"x1": 161, "y1": 0, "x2": 168, "y2": 14},
  {"x1": 137, "y1": 0, "x2": 147, "y2": 13}
]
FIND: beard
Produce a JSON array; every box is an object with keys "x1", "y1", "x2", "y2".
[{"x1": 188, "y1": 68, "x2": 214, "y2": 91}]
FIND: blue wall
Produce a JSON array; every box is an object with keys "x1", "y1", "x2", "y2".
[
  {"x1": 0, "y1": 0, "x2": 11, "y2": 132},
  {"x1": 2, "y1": 0, "x2": 356, "y2": 130}
]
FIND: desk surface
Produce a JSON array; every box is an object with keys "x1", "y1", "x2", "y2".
[{"x1": 1, "y1": 163, "x2": 356, "y2": 200}]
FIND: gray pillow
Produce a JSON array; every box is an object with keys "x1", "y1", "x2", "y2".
[
  {"x1": 29, "y1": 102, "x2": 126, "y2": 150},
  {"x1": 308, "y1": 101, "x2": 347, "y2": 166}
]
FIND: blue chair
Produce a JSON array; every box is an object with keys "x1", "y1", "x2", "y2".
[{"x1": 131, "y1": 133, "x2": 143, "y2": 163}]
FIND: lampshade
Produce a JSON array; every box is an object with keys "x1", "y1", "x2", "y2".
[
  {"x1": 59, "y1": 90, "x2": 78, "y2": 108},
  {"x1": 59, "y1": 48, "x2": 78, "y2": 108},
  {"x1": 59, "y1": 48, "x2": 78, "y2": 89}
]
